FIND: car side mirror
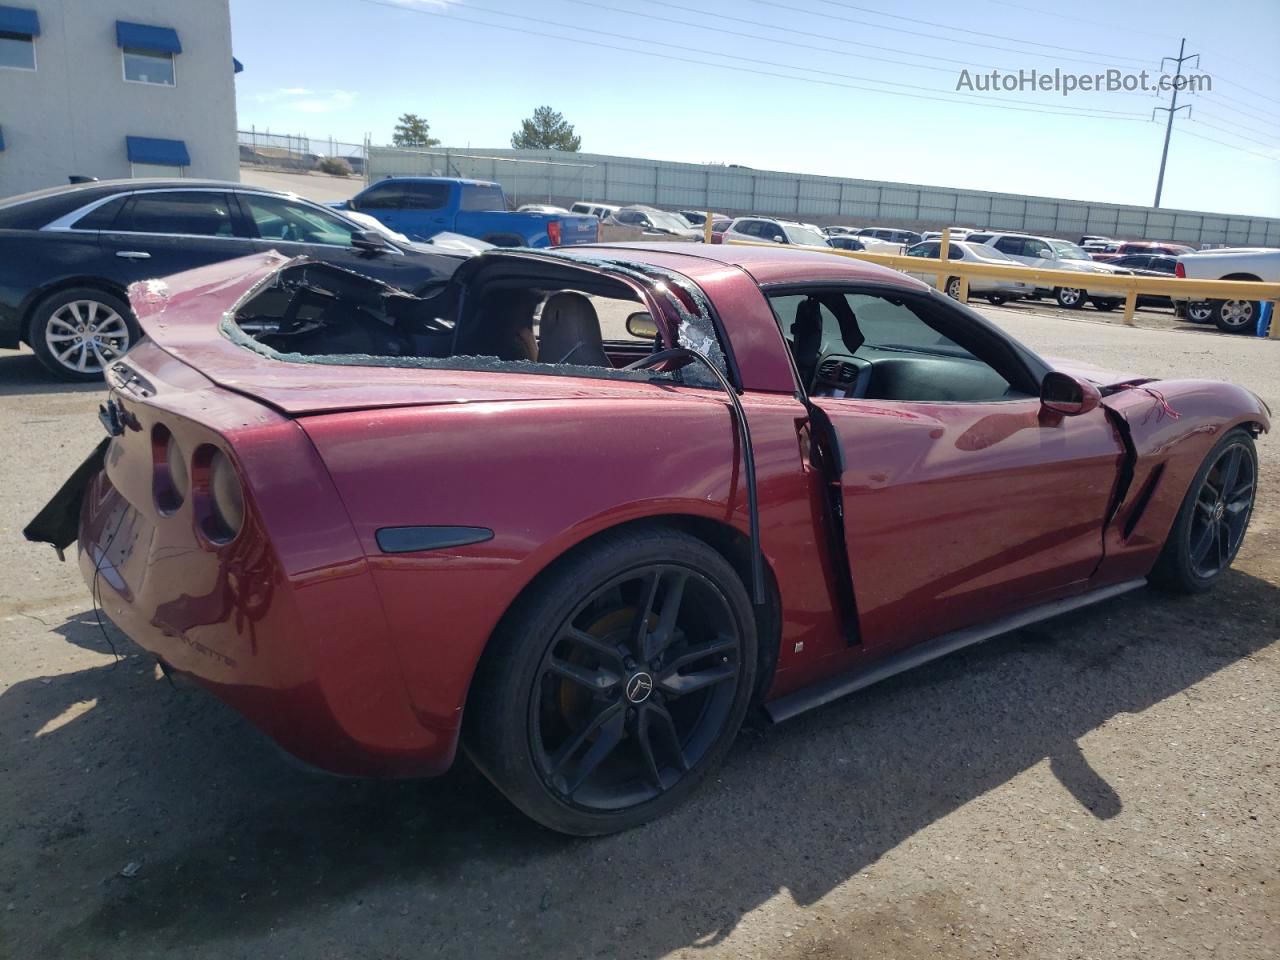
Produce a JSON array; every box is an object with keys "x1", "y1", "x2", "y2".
[
  {"x1": 626, "y1": 312, "x2": 660, "y2": 340},
  {"x1": 351, "y1": 229, "x2": 387, "y2": 253},
  {"x1": 1040, "y1": 371, "x2": 1101, "y2": 416},
  {"x1": 772, "y1": 235, "x2": 785, "y2": 243}
]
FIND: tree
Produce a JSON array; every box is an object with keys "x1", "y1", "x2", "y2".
[
  {"x1": 392, "y1": 113, "x2": 440, "y2": 148},
  {"x1": 510, "y1": 106, "x2": 581, "y2": 151}
]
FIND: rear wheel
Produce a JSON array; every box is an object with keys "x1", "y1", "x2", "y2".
[
  {"x1": 1213, "y1": 299, "x2": 1259, "y2": 334},
  {"x1": 985, "y1": 294, "x2": 1008, "y2": 306},
  {"x1": 1187, "y1": 301, "x2": 1214, "y2": 323},
  {"x1": 28, "y1": 287, "x2": 137, "y2": 382},
  {"x1": 1055, "y1": 286, "x2": 1085, "y2": 309},
  {"x1": 1093, "y1": 299, "x2": 1118, "y2": 312},
  {"x1": 465, "y1": 527, "x2": 757, "y2": 835},
  {"x1": 1152, "y1": 429, "x2": 1257, "y2": 593},
  {"x1": 945, "y1": 276, "x2": 962, "y2": 300}
]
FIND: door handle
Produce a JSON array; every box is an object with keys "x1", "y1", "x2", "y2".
[{"x1": 115, "y1": 251, "x2": 151, "y2": 260}]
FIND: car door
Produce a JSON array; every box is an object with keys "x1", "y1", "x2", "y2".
[
  {"x1": 400, "y1": 181, "x2": 455, "y2": 241},
  {"x1": 98, "y1": 189, "x2": 255, "y2": 284},
  {"x1": 234, "y1": 191, "x2": 455, "y2": 293},
  {"x1": 903, "y1": 241, "x2": 940, "y2": 283},
  {"x1": 767, "y1": 286, "x2": 1124, "y2": 655}
]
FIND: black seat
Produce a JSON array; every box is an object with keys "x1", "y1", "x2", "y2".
[
  {"x1": 539, "y1": 292, "x2": 610, "y2": 366},
  {"x1": 790, "y1": 297, "x2": 824, "y2": 387}
]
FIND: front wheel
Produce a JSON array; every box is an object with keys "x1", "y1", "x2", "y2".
[
  {"x1": 1092, "y1": 299, "x2": 1118, "y2": 312},
  {"x1": 465, "y1": 527, "x2": 757, "y2": 835},
  {"x1": 1187, "y1": 301, "x2": 1214, "y2": 324},
  {"x1": 1055, "y1": 286, "x2": 1085, "y2": 309},
  {"x1": 945, "y1": 276, "x2": 962, "y2": 300},
  {"x1": 28, "y1": 287, "x2": 138, "y2": 382},
  {"x1": 1152, "y1": 429, "x2": 1257, "y2": 593},
  {"x1": 985, "y1": 294, "x2": 1008, "y2": 306}
]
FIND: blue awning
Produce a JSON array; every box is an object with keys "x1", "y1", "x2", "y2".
[
  {"x1": 126, "y1": 136, "x2": 190, "y2": 167},
  {"x1": 115, "y1": 21, "x2": 181, "y2": 54},
  {"x1": 0, "y1": 5, "x2": 40, "y2": 36},
  {"x1": 233, "y1": 57, "x2": 243, "y2": 74}
]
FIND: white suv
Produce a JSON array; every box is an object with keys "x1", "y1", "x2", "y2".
[
  {"x1": 967, "y1": 233, "x2": 1130, "y2": 311},
  {"x1": 722, "y1": 217, "x2": 830, "y2": 247}
]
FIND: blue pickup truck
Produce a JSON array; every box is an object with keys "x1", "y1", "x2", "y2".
[{"x1": 332, "y1": 177, "x2": 598, "y2": 248}]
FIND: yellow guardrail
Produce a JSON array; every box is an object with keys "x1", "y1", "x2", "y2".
[{"x1": 714, "y1": 224, "x2": 1280, "y2": 338}]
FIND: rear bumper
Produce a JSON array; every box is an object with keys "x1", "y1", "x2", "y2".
[{"x1": 78, "y1": 464, "x2": 457, "y2": 778}]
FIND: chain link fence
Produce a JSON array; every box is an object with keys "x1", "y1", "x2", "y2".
[{"x1": 238, "y1": 130, "x2": 370, "y2": 177}]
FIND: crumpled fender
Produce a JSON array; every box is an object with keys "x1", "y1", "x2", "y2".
[{"x1": 1093, "y1": 379, "x2": 1269, "y2": 583}]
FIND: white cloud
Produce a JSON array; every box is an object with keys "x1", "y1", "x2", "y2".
[{"x1": 253, "y1": 88, "x2": 357, "y2": 114}]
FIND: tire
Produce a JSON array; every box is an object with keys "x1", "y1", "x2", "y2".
[
  {"x1": 985, "y1": 294, "x2": 1008, "y2": 306},
  {"x1": 1213, "y1": 298, "x2": 1259, "y2": 334},
  {"x1": 1093, "y1": 299, "x2": 1118, "y2": 312},
  {"x1": 465, "y1": 526, "x2": 758, "y2": 836},
  {"x1": 1187, "y1": 301, "x2": 1214, "y2": 324},
  {"x1": 1151, "y1": 428, "x2": 1257, "y2": 593},
  {"x1": 27, "y1": 287, "x2": 138, "y2": 382},
  {"x1": 1054, "y1": 286, "x2": 1086, "y2": 309},
  {"x1": 945, "y1": 276, "x2": 962, "y2": 300}
]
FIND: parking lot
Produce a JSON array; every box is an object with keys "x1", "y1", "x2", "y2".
[{"x1": 2, "y1": 304, "x2": 1276, "y2": 960}]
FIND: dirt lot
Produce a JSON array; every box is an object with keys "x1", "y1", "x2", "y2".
[{"x1": 1, "y1": 303, "x2": 1277, "y2": 960}]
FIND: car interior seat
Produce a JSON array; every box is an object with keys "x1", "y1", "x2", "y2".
[
  {"x1": 789, "y1": 296, "x2": 824, "y2": 387},
  {"x1": 538, "y1": 292, "x2": 609, "y2": 366}
]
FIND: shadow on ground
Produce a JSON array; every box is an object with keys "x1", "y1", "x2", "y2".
[
  {"x1": 2, "y1": 572, "x2": 1276, "y2": 958},
  {"x1": 0, "y1": 352, "x2": 100, "y2": 397}
]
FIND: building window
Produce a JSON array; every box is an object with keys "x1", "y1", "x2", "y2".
[
  {"x1": 123, "y1": 47, "x2": 175, "y2": 86},
  {"x1": 0, "y1": 30, "x2": 34, "y2": 69},
  {"x1": 130, "y1": 162, "x2": 184, "y2": 179}
]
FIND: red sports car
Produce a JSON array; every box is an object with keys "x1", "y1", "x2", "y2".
[{"x1": 28, "y1": 244, "x2": 1267, "y2": 835}]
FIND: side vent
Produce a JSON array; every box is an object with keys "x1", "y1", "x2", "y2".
[{"x1": 1123, "y1": 464, "x2": 1165, "y2": 540}]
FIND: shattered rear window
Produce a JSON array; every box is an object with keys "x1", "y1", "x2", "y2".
[{"x1": 224, "y1": 255, "x2": 727, "y2": 387}]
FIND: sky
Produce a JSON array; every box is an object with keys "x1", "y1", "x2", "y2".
[{"x1": 229, "y1": 0, "x2": 1280, "y2": 218}]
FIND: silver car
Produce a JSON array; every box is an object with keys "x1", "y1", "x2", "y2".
[{"x1": 903, "y1": 240, "x2": 1034, "y2": 305}]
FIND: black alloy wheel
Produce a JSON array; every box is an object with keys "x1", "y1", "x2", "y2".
[
  {"x1": 1153, "y1": 429, "x2": 1258, "y2": 592},
  {"x1": 466, "y1": 527, "x2": 757, "y2": 835}
]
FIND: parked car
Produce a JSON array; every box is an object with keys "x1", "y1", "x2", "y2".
[
  {"x1": 1092, "y1": 241, "x2": 1195, "y2": 263},
  {"x1": 1175, "y1": 247, "x2": 1280, "y2": 333},
  {"x1": 903, "y1": 240, "x2": 1034, "y2": 304},
  {"x1": 335, "y1": 177, "x2": 599, "y2": 248},
  {"x1": 679, "y1": 210, "x2": 724, "y2": 227},
  {"x1": 970, "y1": 233, "x2": 1131, "y2": 310},
  {"x1": 571, "y1": 201, "x2": 621, "y2": 220},
  {"x1": 517, "y1": 203, "x2": 570, "y2": 215},
  {"x1": 1079, "y1": 234, "x2": 1112, "y2": 247},
  {"x1": 722, "y1": 217, "x2": 830, "y2": 247},
  {"x1": 921, "y1": 228, "x2": 973, "y2": 242},
  {"x1": 1106, "y1": 253, "x2": 1180, "y2": 310},
  {"x1": 30, "y1": 242, "x2": 1267, "y2": 835},
  {"x1": 611, "y1": 205, "x2": 702, "y2": 240},
  {"x1": 827, "y1": 236, "x2": 868, "y2": 251},
  {"x1": 708, "y1": 218, "x2": 733, "y2": 244},
  {"x1": 823, "y1": 225, "x2": 861, "y2": 237},
  {"x1": 0, "y1": 179, "x2": 465, "y2": 381},
  {"x1": 855, "y1": 227, "x2": 923, "y2": 246}
]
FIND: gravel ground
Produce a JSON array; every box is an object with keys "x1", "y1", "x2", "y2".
[{"x1": 1, "y1": 303, "x2": 1277, "y2": 960}]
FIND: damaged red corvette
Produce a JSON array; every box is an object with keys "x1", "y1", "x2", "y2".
[{"x1": 28, "y1": 243, "x2": 1267, "y2": 835}]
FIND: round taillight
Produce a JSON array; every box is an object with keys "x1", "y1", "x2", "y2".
[
  {"x1": 194, "y1": 445, "x2": 244, "y2": 544},
  {"x1": 153, "y1": 424, "x2": 186, "y2": 513}
]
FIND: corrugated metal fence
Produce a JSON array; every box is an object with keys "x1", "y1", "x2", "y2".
[{"x1": 367, "y1": 145, "x2": 1280, "y2": 248}]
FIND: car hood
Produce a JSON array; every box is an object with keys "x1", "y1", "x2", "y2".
[{"x1": 124, "y1": 251, "x2": 664, "y2": 416}]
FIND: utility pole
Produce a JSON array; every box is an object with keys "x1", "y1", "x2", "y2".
[{"x1": 1152, "y1": 37, "x2": 1198, "y2": 208}]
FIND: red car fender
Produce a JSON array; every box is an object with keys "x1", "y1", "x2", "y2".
[
  {"x1": 298, "y1": 387, "x2": 837, "y2": 744},
  {"x1": 1095, "y1": 379, "x2": 1269, "y2": 583}
]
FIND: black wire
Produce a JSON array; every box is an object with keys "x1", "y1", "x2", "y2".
[
  {"x1": 358, "y1": 0, "x2": 1150, "y2": 122},
  {"x1": 749, "y1": 0, "x2": 1154, "y2": 67},
  {"x1": 90, "y1": 508, "x2": 128, "y2": 665},
  {"x1": 624, "y1": 348, "x2": 766, "y2": 606}
]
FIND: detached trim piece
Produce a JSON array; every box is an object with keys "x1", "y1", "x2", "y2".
[
  {"x1": 766, "y1": 579, "x2": 1147, "y2": 723},
  {"x1": 375, "y1": 526, "x2": 494, "y2": 554}
]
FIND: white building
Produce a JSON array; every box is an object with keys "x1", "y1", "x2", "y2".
[{"x1": 0, "y1": 0, "x2": 239, "y2": 197}]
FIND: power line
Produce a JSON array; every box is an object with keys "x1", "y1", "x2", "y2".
[
  {"x1": 452, "y1": 0, "x2": 1144, "y2": 116},
  {"x1": 1179, "y1": 126, "x2": 1280, "y2": 163},
  {"x1": 978, "y1": 0, "x2": 1180, "y2": 42},
  {"x1": 358, "y1": 0, "x2": 1151, "y2": 123},
  {"x1": 746, "y1": 0, "x2": 1154, "y2": 68},
  {"x1": 1190, "y1": 98, "x2": 1280, "y2": 134},
  {"x1": 1188, "y1": 117, "x2": 1280, "y2": 151},
  {"x1": 1216, "y1": 76, "x2": 1280, "y2": 110}
]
